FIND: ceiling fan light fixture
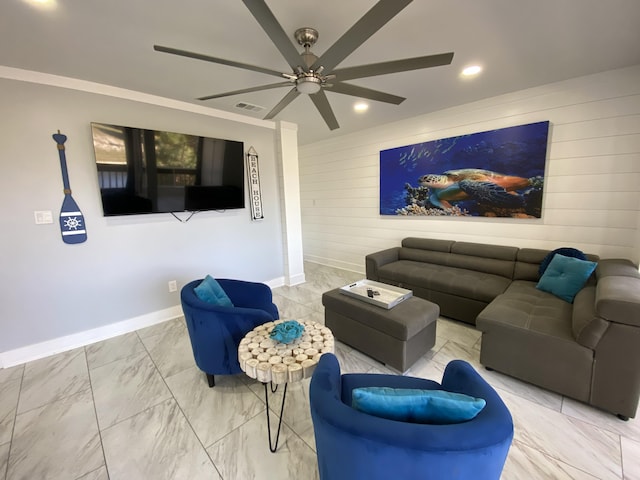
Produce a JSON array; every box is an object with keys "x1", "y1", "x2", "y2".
[{"x1": 296, "y1": 76, "x2": 322, "y2": 94}]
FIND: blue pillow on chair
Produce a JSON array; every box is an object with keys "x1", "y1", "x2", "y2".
[
  {"x1": 194, "y1": 275, "x2": 234, "y2": 307},
  {"x1": 536, "y1": 254, "x2": 597, "y2": 303},
  {"x1": 352, "y1": 387, "x2": 486, "y2": 424}
]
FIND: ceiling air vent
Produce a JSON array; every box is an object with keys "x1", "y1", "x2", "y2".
[{"x1": 235, "y1": 102, "x2": 265, "y2": 112}]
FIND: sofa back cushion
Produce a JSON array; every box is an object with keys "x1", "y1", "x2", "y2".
[
  {"x1": 449, "y1": 242, "x2": 517, "y2": 278},
  {"x1": 399, "y1": 239, "x2": 517, "y2": 279},
  {"x1": 451, "y1": 242, "x2": 518, "y2": 261},
  {"x1": 401, "y1": 237, "x2": 453, "y2": 252},
  {"x1": 514, "y1": 248, "x2": 551, "y2": 281},
  {"x1": 515, "y1": 248, "x2": 599, "y2": 282},
  {"x1": 399, "y1": 248, "x2": 452, "y2": 266}
]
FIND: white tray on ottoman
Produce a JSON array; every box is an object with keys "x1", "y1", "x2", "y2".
[{"x1": 339, "y1": 279, "x2": 412, "y2": 309}]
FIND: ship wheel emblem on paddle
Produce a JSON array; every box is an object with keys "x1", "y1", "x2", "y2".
[{"x1": 53, "y1": 131, "x2": 87, "y2": 244}]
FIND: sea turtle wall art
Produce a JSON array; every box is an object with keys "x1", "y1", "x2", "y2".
[{"x1": 379, "y1": 121, "x2": 549, "y2": 218}]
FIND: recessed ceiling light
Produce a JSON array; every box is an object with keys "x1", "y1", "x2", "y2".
[
  {"x1": 461, "y1": 65, "x2": 482, "y2": 77},
  {"x1": 24, "y1": 0, "x2": 57, "y2": 9},
  {"x1": 354, "y1": 102, "x2": 369, "y2": 113}
]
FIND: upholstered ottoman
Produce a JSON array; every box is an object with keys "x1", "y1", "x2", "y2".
[{"x1": 322, "y1": 289, "x2": 439, "y2": 371}]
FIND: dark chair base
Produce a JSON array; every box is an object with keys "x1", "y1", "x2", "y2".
[{"x1": 206, "y1": 373, "x2": 215, "y2": 388}]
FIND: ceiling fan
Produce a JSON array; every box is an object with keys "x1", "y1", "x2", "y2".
[{"x1": 154, "y1": 0, "x2": 454, "y2": 131}]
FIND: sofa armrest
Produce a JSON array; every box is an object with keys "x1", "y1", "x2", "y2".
[
  {"x1": 366, "y1": 247, "x2": 400, "y2": 281},
  {"x1": 591, "y1": 321, "x2": 640, "y2": 418},
  {"x1": 596, "y1": 276, "x2": 640, "y2": 328}
]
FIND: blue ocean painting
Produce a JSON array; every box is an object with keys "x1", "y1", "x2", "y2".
[{"x1": 379, "y1": 121, "x2": 549, "y2": 218}]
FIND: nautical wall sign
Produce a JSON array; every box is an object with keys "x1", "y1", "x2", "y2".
[
  {"x1": 53, "y1": 131, "x2": 88, "y2": 243},
  {"x1": 246, "y1": 146, "x2": 264, "y2": 221}
]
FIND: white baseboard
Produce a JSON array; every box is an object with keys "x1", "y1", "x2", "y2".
[
  {"x1": 287, "y1": 272, "x2": 306, "y2": 286},
  {"x1": 265, "y1": 276, "x2": 285, "y2": 289},
  {"x1": 265, "y1": 273, "x2": 306, "y2": 287},
  {"x1": 0, "y1": 305, "x2": 183, "y2": 368}
]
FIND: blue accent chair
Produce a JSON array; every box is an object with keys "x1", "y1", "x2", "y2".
[
  {"x1": 309, "y1": 353, "x2": 513, "y2": 480},
  {"x1": 181, "y1": 278, "x2": 279, "y2": 387}
]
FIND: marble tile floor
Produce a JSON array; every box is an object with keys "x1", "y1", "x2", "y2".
[{"x1": 1, "y1": 262, "x2": 639, "y2": 479}]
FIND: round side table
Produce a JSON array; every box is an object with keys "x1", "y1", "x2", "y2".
[{"x1": 238, "y1": 319, "x2": 334, "y2": 452}]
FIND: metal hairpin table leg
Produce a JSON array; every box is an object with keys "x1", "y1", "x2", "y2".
[{"x1": 263, "y1": 382, "x2": 288, "y2": 452}]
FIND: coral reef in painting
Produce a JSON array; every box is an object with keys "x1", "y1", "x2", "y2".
[{"x1": 380, "y1": 122, "x2": 549, "y2": 218}]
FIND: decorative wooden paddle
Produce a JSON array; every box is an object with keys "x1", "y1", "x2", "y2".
[{"x1": 53, "y1": 131, "x2": 87, "y2": 244}]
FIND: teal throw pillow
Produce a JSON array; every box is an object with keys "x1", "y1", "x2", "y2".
[
  {"x1": 536, "y1": 254, "x2": 597, "y2": 303},
  {"x1": 194, "y1": 275, "x2": 234, "y2": 307},
  {"x1": 351, "y1": 387, "x2": 486, "y2": 424}
]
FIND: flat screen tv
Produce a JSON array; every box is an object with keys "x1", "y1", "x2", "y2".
[{"x1": 91, "y1": 122, "x2": 245, "y2": 216}]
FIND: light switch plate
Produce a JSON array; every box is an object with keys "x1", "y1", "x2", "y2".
[{"x1": 34, "y1": 210, "x2": 54, "y2": 224}]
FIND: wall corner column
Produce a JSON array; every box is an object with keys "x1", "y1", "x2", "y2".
[{"x1": 276, "y1": 121, "x2": 305, "y2": 285}]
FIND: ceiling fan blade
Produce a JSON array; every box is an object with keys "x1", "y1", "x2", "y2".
[
  {"x1": 333, "y1": 52, "x2": 454, "y2": 81},
  {"x1": 154, "y1": 45, "x2": 284, "y2": 78},
  {"x1": 242, "y1": 0, "x2": 304, "y2": 71},
  {"x1": 198, "y1": 82, "x2": 292, "y2": 101},
  {"x1": 311, "y1": 0, "x2": 412, "y2": 73},
  {"x1": 264, "y1": 88, "x2": 300, "y2": 120},
  {"x1": 310, "y1": 90, "x2": 340, "y2": 130},
  {"x1": 326, "y1": 82, "x2": 405, "y2": 105}
]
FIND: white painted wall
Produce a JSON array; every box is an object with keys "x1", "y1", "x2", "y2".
[
  {"x1": 0, "y1": 75, "x2": 288, "y2": 362},
  {"x1": 299, "y1": 65, "x2": 640, "y2": 272}
]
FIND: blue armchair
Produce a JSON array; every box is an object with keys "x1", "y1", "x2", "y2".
[
  {"x1": 180, "y1": 278, "x2": 279, "y2": 387},
  {"x1": 310, "y1": 354, "x2": 513, "y2": 480}
]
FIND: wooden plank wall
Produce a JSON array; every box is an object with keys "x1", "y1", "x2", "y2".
[{"x1": 298, "y1": 65, "x2": 640, "y2": 273}]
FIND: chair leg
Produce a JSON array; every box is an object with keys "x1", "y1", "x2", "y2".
[{"x1": 206, "y1": 373, "x2": 215, "y2": 388}]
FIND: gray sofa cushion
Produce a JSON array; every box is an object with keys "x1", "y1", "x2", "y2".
[
  {"x1": 378, "y1": 260, "x2": 511, "y2": 303},
  {"x1": 477, "y1": 280, "x2": 574, "y2": 333},
  {"x1": 446, "y1": 253, "x2": 514, "y2": 278},
  {"x1": 476, "y1": 280, "x2": 593, "y2": 402}
]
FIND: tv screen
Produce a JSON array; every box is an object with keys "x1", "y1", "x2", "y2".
[{"x1": 90, "y1": 122, "x2": 245, "y2": 215}]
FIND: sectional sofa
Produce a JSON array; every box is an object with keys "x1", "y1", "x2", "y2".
[{"x1": 365, "y1": 237, "x2": 640, "y2": 419}]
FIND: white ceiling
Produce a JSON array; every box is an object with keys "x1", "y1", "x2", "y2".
[{"x1": 3, "y1": 0, "x2": 640, "y2": 144}]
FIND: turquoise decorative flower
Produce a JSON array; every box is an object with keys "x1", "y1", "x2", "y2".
[{"x1": 270, "y1": 320, "x2": 304, "y2": 344}]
